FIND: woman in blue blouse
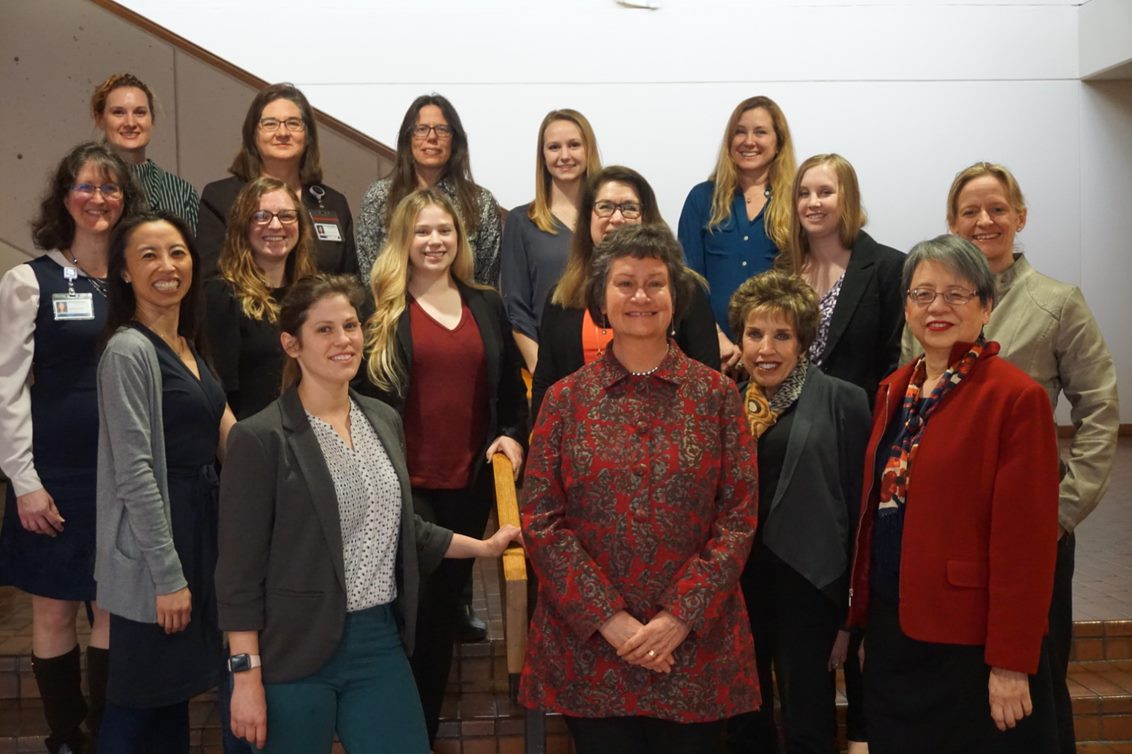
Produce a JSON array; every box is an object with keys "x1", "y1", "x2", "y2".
[{"x1": 678, "y1": 96, "x2": 797, "y2": 370}]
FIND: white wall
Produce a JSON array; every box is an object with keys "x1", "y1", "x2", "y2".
[
  {"x1": 1080, "y1": 0, "x2": 1132, "y2": 79},
  {"x1": 38, "y1": 0, "x2": 1132, "y2": 421}
]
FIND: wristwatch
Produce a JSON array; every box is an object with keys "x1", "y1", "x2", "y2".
[{"x1": 227, "y1": 653, "x2": 262, "y2": 673}]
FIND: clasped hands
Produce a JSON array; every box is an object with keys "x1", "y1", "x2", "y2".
[{"x1": 599, "y1": 609, "x2": 689, "y2": 674}]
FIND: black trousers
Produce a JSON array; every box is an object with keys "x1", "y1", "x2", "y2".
[
  {"x1": 1045, "y1": 532, "x2": 1076, "y2": 753},
  {"x1": 863, "y1": 590, "x2": 1057, "y2": 754},
  {"x1": 727, "y1": 548, "x2": 840, "y2": 754},
  {"x1": 566, "y1": 715, "x2": 724, "y2": 754},
  {"x1": 409, "y1": 471, "x2": 493, "y2": 744}
]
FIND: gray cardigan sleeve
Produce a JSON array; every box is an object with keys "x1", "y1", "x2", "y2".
[{"x1": 98, "y1": 335, "x2": 186, "y2": 595}]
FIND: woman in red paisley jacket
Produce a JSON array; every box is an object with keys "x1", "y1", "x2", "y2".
[{"x1": 520, "y1": 222, "x2": 760, "y2": 754}]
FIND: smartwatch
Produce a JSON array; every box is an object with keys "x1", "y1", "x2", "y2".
[{"x1": 227, "y1": 653, "x2": 262, "y2": 673}]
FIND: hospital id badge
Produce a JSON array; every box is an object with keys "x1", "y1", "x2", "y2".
[
  {"x1": 310, "y1": 209, "x2": 343, "y2": 242},
  {"x1": 52, "y1": 292, "x2": 95, "y2": 320}
]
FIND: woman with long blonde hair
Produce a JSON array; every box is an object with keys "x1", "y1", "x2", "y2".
[
  {"x1": 499, "y1": 108, "x2": 601, "y2": 374},
  {"x1": 204, "y1": 176, "x2": 318, "y2": 419},
  {"x1": 359, "y1": 189, "x2": 527, "y2": 746},
  {"x1": 678, "y1": 95, "x2": 797, "y2": 369}
]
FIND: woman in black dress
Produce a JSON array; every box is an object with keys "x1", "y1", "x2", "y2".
[
  {"x1": 205, "y1": 176, "x2": 318, "y2": 419},
  {"x1": 95, "y1": 211, "x2": 235, "y2": 752},
  {"x1": 0, "y1": 142, "x2": 141, "y2": 753}
]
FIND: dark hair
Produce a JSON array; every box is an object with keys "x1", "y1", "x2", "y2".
[
  {"x1": 279, "y1": 274, "x2": 367, "y2": 390},
  {"x1": 229, "y1": 83, "x2": 323, "y2": 185},
  {"x1": 385, "y1": 94, "x2": 480, "y2": 236},
  {"x1": 91, "y1": 72, "x2": 156, "y2": 120},
  {"x1": 585, "y1": 223, "x2": 695, "y2": 328},
  {"x1": 104, "y1": 211, "x2": 205, "y2": 348},
  {"x1": 553, "y1": 165, "x2": 663, "y2": 309},
  {"x1": 902, "y1": 234, "x2": 996, "y2": 309},
  {"x1": 31, "y1": 142, "x2": 143, "y2": 250},
  {"x1": 728, "y1": 269, "x2": 820, "y2": 352}
]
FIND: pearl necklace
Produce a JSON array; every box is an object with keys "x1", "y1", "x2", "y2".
[{"x1": 628, "y1": 345, "x2": 669, "y2": 377}]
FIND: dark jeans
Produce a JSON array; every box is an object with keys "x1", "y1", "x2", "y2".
[
  {"x1": 98, "y1": 700, "x2": 189, "y2": 754},
  {"x1": 566, "y1": 715, "x2": 724, "y2": 754},
  {"x1": 409, "y1": 472, "x2": 493, "y2": 744}
]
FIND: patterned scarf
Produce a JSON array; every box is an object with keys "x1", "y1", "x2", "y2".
[
  {"x1": 877, "y1": 339, "x2": 986, "y2": 517},
  {"x1": 743, "y1": 358, "x2": 810, "y2": 440}
]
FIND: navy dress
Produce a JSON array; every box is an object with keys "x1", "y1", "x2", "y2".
[
  {"x1": 0, "y1": 256, "x2": 106, "y2": 601},
  {"x1": 106, "y1": 324, "x2": 225, "y2": 708}
]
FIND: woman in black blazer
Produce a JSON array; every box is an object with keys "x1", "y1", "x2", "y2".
[
  {"x1": 779, "y1": 153, "x2": 905, "y2": 406},
  {"x1": 198, "y1": 83, "x2": 358, "y2": 279},
  {"x1": 358, "y1": 188, "x2": 527, "y2": 744},
  {"x1": 531, "y1": 166, "x2": 719, "y2": 421},
  {"x1": 216, "y1": 274, "x2": 520, "y2": 754},
  {"x1": 725, "y1": 270, "x2": 871, "y2": 754}
]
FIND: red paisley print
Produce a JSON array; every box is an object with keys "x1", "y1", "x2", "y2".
[{"x1": 519, "y1": 346, "x2": 760, "y2": 722}]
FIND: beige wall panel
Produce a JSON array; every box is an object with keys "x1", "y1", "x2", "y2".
[
  {"x1": 170, "y1": 51, "x2": 253, "y2": 192},
  {"x1": 0, "y1": 0, "x2": 181, "y2": 270}
]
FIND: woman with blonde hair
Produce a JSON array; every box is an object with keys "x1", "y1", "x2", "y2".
[
  {"x1": 358, "y1": 188, "x2": 527, "y2": 745},
  {"x1": 205, "y1": 176, "x2": 318, "y2": 419},
  {"x1": 679, "y1": 95, "x2": 797, "y2": 368},
  {"x1": 500, "y1": 108, "x2": 601, "y2": 373}
]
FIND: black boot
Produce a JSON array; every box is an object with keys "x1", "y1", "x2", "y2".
[
  {"x1": 32, "y1": 646, "x2": 87, "y2": 754},
  {"x1": 84, "y1": 646, "x2": 108, "y2": 751}
]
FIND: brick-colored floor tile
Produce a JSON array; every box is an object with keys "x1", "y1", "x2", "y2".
[
  {"x1": 461, "y1": 738, "x2": 496, "y2": 754},
  {"x1": 433, "y1": 740, "x2": 460, "y2": 754},
  {"x1": 1103, "y1": 714, "x2": 1132, "y2": 740}
]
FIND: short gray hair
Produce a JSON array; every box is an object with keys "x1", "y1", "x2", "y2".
[
  {"x1": 902, "y1": 234, "x2": 996, "y2": 309},
  {"x1": 585, "y1": 223, "x2": 696, "y2": 326}
]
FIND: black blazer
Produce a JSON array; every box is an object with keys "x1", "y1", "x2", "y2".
[
  {"x1": 815, "y1": 231, "x2": 905, "y2": 405},
  {"x1": 755, "y1": 368, "x2": 871, "y2": 608},
  {"x1": 215, "y1": 387, "x2": 453, "y2": 683},
  {"x1": 197, "y1": 175, "x2": 359, "y2": 279},
  {"x1": 531, "y1": 282, "x2": 720, "y2": 422},
  {"x1": 356, "y1": 281, "x2": 528, "y2": 483}
]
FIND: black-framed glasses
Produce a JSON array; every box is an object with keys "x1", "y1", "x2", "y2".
[
  {"x1": 411, "y1": 124, "x2": 453, "y2": 140},
  {"x1": 70, "y1": 182, "x2": 122, "y2": 199},
  {"x1": 906, "y1": 288, "x2": 978, "y2": 307},
  {"x1": 258, "y1": 117, "x2": 306, "y2": 133},
  {"x1": 593, "y1": 201, "x2": 642, "y2": 220},
  {"x1": 251, "y1": 209, "x2": 300, "y2": 226}
]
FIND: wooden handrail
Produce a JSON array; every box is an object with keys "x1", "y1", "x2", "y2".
[
  {"x1": 491, "y1": 454, "x2": 528, "y2": 679},
  {"x1": 88, "y1": 0, "x2": 396, "y2": 161}
]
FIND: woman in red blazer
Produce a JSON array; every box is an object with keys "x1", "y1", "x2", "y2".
[{"x1": 848, "y1": 234, "x2": 1060, "y2": 754}]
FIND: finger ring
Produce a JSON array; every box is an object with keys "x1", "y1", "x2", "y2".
[{"x1": 647, "y1": 650, "x2": 657, "y2": 658}]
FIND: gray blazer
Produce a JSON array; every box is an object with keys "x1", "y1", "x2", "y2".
[
  {"x1": 759, "y1": 368, "x2": 871, "y2": 606},
  {"x1": 95, "y1": 327, "x2": 185, "y2": 623},
  {"x1": 215, "y1": 387, "x2": 454, "y2": 684}
]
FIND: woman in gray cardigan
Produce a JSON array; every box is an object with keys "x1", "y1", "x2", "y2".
[
  {"x1": 217, "y1": 274, "x2": 520, "y2": 754},
  {"x1": 96, "y1": 211, "x2": 236, "y2": 753}
]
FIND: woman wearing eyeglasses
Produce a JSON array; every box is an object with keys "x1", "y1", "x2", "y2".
[
  {"x1": 355, "y1": 94, "x2": 502, "y2": 287},
  {"x1": 849, "y1": 236, "x2": 1060, "y2": 754},
  {"x1": 531, "y1": 165, "x2": 719, "y2": 421},
  {"x1": 91, "y1": 73, "x2": 200, "y2": 231},
  {"x1": 198, "y1": 83, "x2": 358, "y2": 279},
  {"x1": 204, "y1": 177, "x2": 318, "y2": 420},
  {"x1": 678, "y1": 96, "x2": 797, "y2": 371},
  {"x1": 0, "y1": 143, "x2": 143, "y2": 754}
]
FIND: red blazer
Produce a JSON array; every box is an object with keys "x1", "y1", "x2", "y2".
[{"x1": 848, "y1": 341, "x2": 1059, "y2": 674}]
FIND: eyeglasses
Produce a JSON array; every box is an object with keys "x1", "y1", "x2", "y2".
[
  {"x1": 906, "y1": 288, "x2": 979, "y2": 307},
  {"x1": 411, "y1": 124, "x2": 453, "y2": 140},
  {"x1": 70, "y1": 182, "x2": 122, "y2": 199},
  {"x1": 593, "y1": 201, "x2": 642, "y2": 220},
  {"x1": 258, "y1": 117, "x2": 306, "y2": 133},
  {"x1": 251, "y1": 209, "x2": 300, "y2": 226}
]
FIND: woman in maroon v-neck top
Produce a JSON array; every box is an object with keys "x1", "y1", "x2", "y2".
[{"x1": 357, "y1": 188, "x2": 527, "y2": 745}]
